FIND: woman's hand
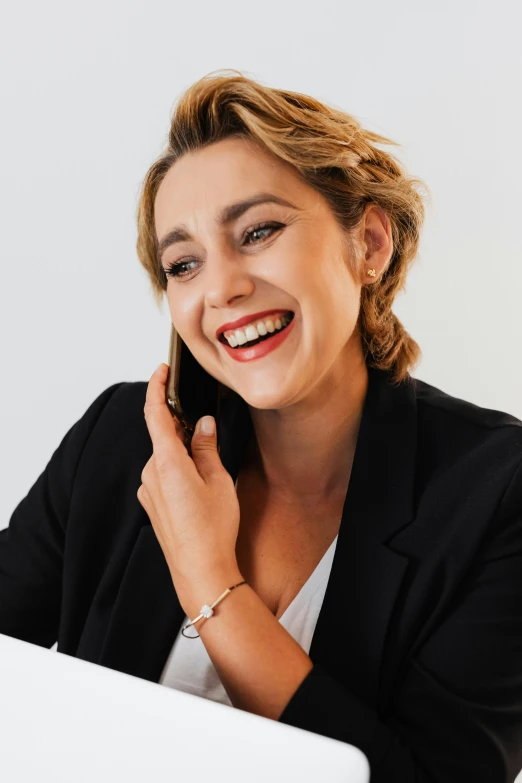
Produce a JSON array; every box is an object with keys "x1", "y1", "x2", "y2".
[{"x1": 137, "y1": 363, "x2": 241, "y2": 599}]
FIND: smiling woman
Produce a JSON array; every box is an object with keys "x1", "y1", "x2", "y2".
[
  {"x1": 1, "y1": 69, "x2": 522, "y2": 783},
  {"x1": 137, "y1": 70, "x2": 427, "y2": 387}
]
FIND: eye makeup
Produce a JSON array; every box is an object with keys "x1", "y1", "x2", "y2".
[{"x1": 163, "y1": 221, "x2": 285, "y2": 280}]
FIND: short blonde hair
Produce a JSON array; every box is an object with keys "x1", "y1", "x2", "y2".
[{"x1": 137, "y1": 69, "x2": 429, "y2": 384}]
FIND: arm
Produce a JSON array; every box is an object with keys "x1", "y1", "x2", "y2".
[
  {"x1": 180, "y1": 457, "x2": 522, "y2": 783},
  {"x1": 179, "y1": 568, "x2": 314, "y2": 721},
  {"x1": 0, "y1": 382, "x2": 126, "y2": 647}
]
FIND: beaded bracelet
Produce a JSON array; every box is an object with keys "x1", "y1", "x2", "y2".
[{"x1": 181, "y1": 580, "x2": 248, "y2": 638}]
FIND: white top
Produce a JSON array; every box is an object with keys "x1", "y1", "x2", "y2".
[{"x1": 159, "y1": 478, "x2": 338, "y2": 706}]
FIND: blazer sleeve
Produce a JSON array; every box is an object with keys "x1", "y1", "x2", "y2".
[
  {"x1": 278, "y1": 457, "x2": 522, "y2": 783},
  {"x1": 0, "y1": 382, "x2": 126, "y2": 648}
]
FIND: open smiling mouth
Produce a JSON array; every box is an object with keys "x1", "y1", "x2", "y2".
[{"x1": 218, "y1": 312, "x2": 295, "y2": 349}]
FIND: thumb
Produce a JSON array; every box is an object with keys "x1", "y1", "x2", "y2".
[{"x1": 191, "y1": 416, "x2": 220, "y2": 479}]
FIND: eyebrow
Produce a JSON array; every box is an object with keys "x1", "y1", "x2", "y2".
[{"x1": 157, "y1": 192, "x2": 299, "y2": 260}]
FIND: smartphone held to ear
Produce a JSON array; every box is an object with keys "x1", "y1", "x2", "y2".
[
  {"x1": 165, "y1": 324, "x2": 194, "y2": 451},
  {"x1": 165, "y1": 324, "x2": 221, "y2": 455}
]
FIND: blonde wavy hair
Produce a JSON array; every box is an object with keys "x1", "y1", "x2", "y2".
[{"x1": 137, "y1": 69, "x2": 429, "y2": 384}]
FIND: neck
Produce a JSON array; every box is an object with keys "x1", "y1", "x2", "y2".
[{"x1": 243, "y1": 348, "x2": 369, "y2": 510}]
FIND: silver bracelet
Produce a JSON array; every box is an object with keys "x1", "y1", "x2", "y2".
[{"x1": 181, "y1": 580, "x2": 248, "y2": 638}]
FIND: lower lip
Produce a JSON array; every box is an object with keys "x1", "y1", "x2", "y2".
[{"x1": 219, "y1": 316, "x2": 296, "y2": 362}]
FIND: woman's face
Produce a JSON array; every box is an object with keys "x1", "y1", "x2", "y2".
[{"x1": 154, "y1": 136, "x2": 372, "y2": 410}]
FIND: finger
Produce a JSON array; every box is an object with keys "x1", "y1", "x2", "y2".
[
  {"x1": 191, "y1": 416, "x2": 221, "y2": 483},
  {"x1": 144, "y1": 363, "x2": 185, "y2": 457},
  {"x1": 171, "y1": 413, "x2": 184, "y2": 440}
]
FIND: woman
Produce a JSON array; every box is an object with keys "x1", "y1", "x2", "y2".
[{"x1": 1, "y1": 70, "x2": 522, "y2": 782}]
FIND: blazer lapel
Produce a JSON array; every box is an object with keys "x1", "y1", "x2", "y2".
[
  {"x1": 98, "y1": 366, "x2": 418, "y2": 706},
  {"x1": 309, "y1": 366, "x2": 417, "y2": 709}
]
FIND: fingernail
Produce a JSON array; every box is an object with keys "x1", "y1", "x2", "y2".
[{"x1": 199, "y1": 416, "x2": 215, "y2": 436}]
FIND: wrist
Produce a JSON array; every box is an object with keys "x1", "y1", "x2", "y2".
[{"x1": 175, "y1": 564, "x2": 245, "y2": 620}]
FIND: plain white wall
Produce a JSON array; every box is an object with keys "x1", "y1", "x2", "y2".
[
  {"x1": 1, "y1": 0, "x2": 521, "y2": 528},
  {"x1": 2, "y1": 0, "x2": 521, "y2": 533},
  {"x1": 0, "y1": 0, "x2": 521, "y2": 778}
]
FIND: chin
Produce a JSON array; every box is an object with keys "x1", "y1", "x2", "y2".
[{"x1": 238, "y1": 384, "x2": 297, "y2": 410}]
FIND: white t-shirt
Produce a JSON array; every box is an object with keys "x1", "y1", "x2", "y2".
[{"x1": 158, "y1": 478, "x2": 338, "y2": 707}]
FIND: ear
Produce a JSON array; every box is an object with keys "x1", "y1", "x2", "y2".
[{"x1": 359, "y1": 205, "x2": 393, "y2": 284}]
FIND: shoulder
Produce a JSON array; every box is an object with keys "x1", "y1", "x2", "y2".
[
  {"x1": 407, "y1": 375, "x2": 522, "y2": 514},
  {"x1": 100, "y1": 380, "x2": 148, "y2": 410},
  {"x1": 70, "y1": 380, "x2": 150, "y2": 465},
  {"x1": 83, "y1": 380, "x2": 148, "y2": 426},
  {"x1": 411, "y1": 373, "x2": 522, "y2": 460},
  {"x1": 411, "y1": 374, "x2": 522, "y2": 432}
]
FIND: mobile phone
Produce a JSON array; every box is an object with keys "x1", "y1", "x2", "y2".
[
  {"x1": 166, "y1": 324, "x2": 195, "y2": 452},
  {"x1": 165, "y1": 324, "x2": 221, "y2": 455}
]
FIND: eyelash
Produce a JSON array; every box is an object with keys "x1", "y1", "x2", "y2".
[{"x1": 163, "y1": 222, "x2": 284, "y2": 280}]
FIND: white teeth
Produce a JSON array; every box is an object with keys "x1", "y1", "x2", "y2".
[
  {"x1": 223, "y1": 312, "x2": 292, "y2": 348},
  {"x1": 245, "y1": 324, "x2": 258, "y2": 341}
]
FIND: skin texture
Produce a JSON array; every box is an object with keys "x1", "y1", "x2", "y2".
[
  {"x1": 141, "y1": 136, "x2": 394, "y2": 718},
  {"x1": 154, "y1": 136, "x2": 393, "y2": 510}
]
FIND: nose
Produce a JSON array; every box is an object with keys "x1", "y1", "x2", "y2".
[{"x1": 203, "y1": 248, "x2": 256, "y2": 309}]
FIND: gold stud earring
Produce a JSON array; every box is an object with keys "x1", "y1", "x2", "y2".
[{"x1": 367, "y1": 269, "x2": 376, "y2": 277}]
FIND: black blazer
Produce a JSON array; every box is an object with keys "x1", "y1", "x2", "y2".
[{"x1": 2, "y1": 365, "x2": 522, "y2": 783}]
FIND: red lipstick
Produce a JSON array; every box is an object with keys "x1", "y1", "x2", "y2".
[
  {"x1": 216, "y1": 309, "x2": 293, "y2": 340},
  {"x1": 219, "y1": 313, "x2": 296, "y2": 362}
]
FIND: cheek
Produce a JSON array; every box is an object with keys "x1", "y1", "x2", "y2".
[
  {"x1": 304, "y1": 253, "x2": 358, "y2": 307},
  {"x1": 327, "y1": 253, "x2": 361, "y2": 311},
  {"x1": 335, "y1": 288, "x2": 362, "y2": 340},
  {"x1": 311, "y1": 273, "x2": 361, "y2": 350},
  {"x1": 341, "y1": 276, "x2": 362, "y2": 317},
  {"x1": 167, "y1": 291, "x2": 199, "y2": 335}
]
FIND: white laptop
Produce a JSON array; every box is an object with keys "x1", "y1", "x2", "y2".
[{"x1": 0, "y1": 632, "x2": 370, "y2": 783}]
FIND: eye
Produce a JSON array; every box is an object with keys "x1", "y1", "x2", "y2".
[
  {"x1": 163, "y1": 222, "x2": 284, "y2": 280},
  {"x1": 243, "y1": 221, "x2": 283, "y2": 246},
  {"x1": 163, "y1": 258, "x2": 198, "y2": 280}
]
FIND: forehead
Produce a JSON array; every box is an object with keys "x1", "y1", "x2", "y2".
[{"x1": 154, "y1": 137, "x2": 304, "y2": 236}]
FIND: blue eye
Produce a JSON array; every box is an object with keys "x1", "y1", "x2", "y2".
[
  {"x1": 243, "y1": 222, "x2": 280, "y2": 245},
  {"x1": 163, "y1": 222, "x2": 284, "y2": 280},
  {"x1": 164, "y1": 258, "x2": 198, "y2": 279}
]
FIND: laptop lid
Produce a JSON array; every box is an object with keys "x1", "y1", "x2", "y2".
[{"x1": 0, "y1": 632, "x2": 370, "y2": 783}]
